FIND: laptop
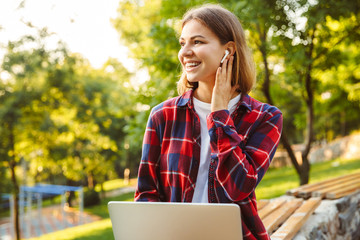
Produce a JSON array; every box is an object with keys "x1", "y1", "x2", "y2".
[{"x1": 108, "y1": 201, "x2": 242, "y2": 240}]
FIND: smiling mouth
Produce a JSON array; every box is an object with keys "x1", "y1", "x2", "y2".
[{"x1": 185, "y1": 62, "x2": 201, "y2": 71}]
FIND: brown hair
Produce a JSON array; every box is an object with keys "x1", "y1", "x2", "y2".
[{"x1": 177, "y1": 4, "x2": 256, "y2": 95}]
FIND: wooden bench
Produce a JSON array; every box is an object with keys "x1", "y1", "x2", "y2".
[
  {"x1": 257, "y1": 172, "x2": 360, "y2": 238},
  {"x1": 286, "y1": 172, "x2": 360, "y2": 199},
  {"x1": 258, "y1": 197, "x2": 321, "y2": 239}
]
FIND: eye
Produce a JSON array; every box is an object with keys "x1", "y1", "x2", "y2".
[{"x1": 194, "y1": 40, "x2": 203, "y2": 44}]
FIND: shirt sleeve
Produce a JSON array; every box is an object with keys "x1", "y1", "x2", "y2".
[
  {"x1": 206, "y1": 107, "x2": 283, "y2": 202},
  {"x1": 134, "y1": 109, "x2": 162, "y2": 202}
]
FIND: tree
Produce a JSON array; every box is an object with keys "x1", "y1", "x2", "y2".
[
  {"x1": 0, "y1": 28, "x2": 69, "y2": 240},
  {"x1": 46, "y1": 56, "x2": 133, "y2": 188},
  {"x1": 275, "y1": 0, "x2": 360, "y2": 183},
  {"x1": 228, "y1": 0, "x2": 310, "y2": 184},
  {"x1": 0, "y1": 26, "x2": 135, "y2": 238},
  {"x1": 230, "y1": 0, "x2": 360, "y2": 184}
]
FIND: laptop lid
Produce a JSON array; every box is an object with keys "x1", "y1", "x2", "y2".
[{"x1": 108, "y1": 201, "x2": 242, "y2": 240}]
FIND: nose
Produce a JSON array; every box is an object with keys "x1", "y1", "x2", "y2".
[{"x1": 178, "y1": 44, "x2": 193, "y2": 59}]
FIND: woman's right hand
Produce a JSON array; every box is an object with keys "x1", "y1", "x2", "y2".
[{"x1": 211, "y1": 56, "x2": 237, "y2": 112}]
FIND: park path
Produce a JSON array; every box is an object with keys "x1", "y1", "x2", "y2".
[
  {"x1": 0, "y1": 205, "x2": 101, "y2": 240},
  {"x1": 0, "y1": 186, "x2": 135, "y2": 240}
]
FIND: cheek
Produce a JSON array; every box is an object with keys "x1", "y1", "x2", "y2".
[
  {"x1": 198, "y1": 48, "x2": 222, "y2": 67},
  {"x1": 178, "y1": 51, "x2": 184, "y2": 65}
]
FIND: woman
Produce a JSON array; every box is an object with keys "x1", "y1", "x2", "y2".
[{"x1": 135, "y1": 4, "x2": 283, "y2": 240}]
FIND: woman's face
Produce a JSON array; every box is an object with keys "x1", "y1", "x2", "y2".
[{"x1": 178, "y1": 19, "x2": 226, "y2": 85}]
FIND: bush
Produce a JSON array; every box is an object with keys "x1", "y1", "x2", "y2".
[{"x1": 84, "y1": 189, "x2": 101, "y2": 207}]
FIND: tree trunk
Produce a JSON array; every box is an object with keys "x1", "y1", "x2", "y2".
[
  {"x1": 100, "y1": 182, "x2": 105, "y2": 199},
  {"x1": 66, "y1": 179, "x2": 75, "y2": 207},
  {"x1": 9, "y1": 122, "x2": 20, "y2": 240},
  {"x1": 299, "y1": 29, "x2": 317, "y2": 185},
  {"x1": 87, "y1": 172, "x2": 94, "y2": 189},
  {"x1": 340, "y1": 111, "x2": 346, "y2": 136}
]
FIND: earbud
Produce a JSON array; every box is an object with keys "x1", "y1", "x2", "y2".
[{"x1": 220, "y1": 50, "x2": 230, "y2": 64}]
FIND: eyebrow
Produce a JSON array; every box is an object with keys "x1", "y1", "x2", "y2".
[{"x1": 179, "y1": 35, "x2": 206, "y2": 41}]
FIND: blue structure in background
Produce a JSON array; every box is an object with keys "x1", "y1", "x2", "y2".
[{"x1": 3, "y1": 184, "x2": 83, "y2": 239}]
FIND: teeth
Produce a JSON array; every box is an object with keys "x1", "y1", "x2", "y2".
[{"x1": 186, "y1": 62, "x2": 200, "y2": 67}]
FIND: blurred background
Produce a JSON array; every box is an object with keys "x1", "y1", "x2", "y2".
[{"x1": 0, "y1": 0, "x2": 359, "y2": 239}]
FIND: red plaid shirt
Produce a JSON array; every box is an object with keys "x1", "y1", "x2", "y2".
[{"x1": 135, "y1": 90, "x2": 283, "y2": 239}]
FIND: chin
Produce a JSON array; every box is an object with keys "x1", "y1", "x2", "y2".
[
  {"x1": 186, "y1": 73, "x2": 215, "y2": 85},
  {"x1": 185, "y1": 74, "x2": 199, "y2": 83}
]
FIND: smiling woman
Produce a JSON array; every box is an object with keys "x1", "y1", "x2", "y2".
[{"x1": 134, "y1": 4, "x2": 283, "y2": 240}]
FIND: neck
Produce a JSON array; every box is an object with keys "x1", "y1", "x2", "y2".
[
  {"x1": 194, "y1": 82, "x2": 214, "y2": 103},
  {"x1": 194, "y1": 82, "x2": 239, "y2": 103}
]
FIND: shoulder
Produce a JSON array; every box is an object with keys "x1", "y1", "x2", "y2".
[
  {"x1": 239, "y1": 95, "x2": 282, "y2": 126},
  {"x1": 150, "y1": 95, "x2": 182, "y2": 118},
  {"x1": 241, "y1": 94, "x2": 282, "y2": 116},
  {"x1": 150, "y1": 90, "x2": 192, "y2": 120}
]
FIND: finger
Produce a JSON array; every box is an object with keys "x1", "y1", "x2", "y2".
[
  {"x1": 220, "y1": 58, "x2": 228, "y2": 83},
  {"x1": 215, "y1": 66, "x2": 222, "y2": 86},
  {"x1": 226, "y1": 56, "x2": 234, "y2": 85}
]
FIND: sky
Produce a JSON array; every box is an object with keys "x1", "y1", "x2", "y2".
[{"x1": 0, "y1": 0, "x2": 135, "y2": 70}]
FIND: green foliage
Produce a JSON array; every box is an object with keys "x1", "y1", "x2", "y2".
[
  {"x1": 0, "y1": 27, "x2": 135, "y2": 191},
  {"x1": 275, "y1": 0, "x2": 360, "y2": 141}
]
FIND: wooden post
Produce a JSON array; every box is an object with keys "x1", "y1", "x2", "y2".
[{"x1": 124, "y1": 168, "x2": 130, "y2": 185}]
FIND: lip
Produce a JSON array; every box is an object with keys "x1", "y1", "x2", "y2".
[{"x1": 184, "y1": 61, "x2": 201, "y2": 72}]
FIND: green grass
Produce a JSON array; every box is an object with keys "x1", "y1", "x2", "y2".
[
  {"x1": 29, "y1": 157, "x2": 360, "y2": 240},
  {"x1": 85, "y1": 192, "x2": 135, "y2": 218},
  {"x1": 94, "y1": 178, "x2": 137, "y2": 192},
  {"x1": 255, "y1": 157, "x2": 360, "y2": 199},
  {"x1": 29, "y1": 219, "x2": 114, "y2": 240}
]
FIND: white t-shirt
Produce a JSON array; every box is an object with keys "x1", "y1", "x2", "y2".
[{"x1": 192, "y1": 94, "x2": 241, "y2": 203}]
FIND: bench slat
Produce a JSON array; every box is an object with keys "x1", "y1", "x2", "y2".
[
  {"x1": 257, "y1": 199, "x2": 269, "y2": 210},
  {"x1": 326, "y1": 183, "x2": 360, "y2": 199},
  {"x1": 286, "y1": 172, "x2": 360, "y2": 197},
  {"x1": 312, "y1": 178, "x2": 360, "y2": 198},
  {"x1": 262, "y1": 199, "x2": 303, "y2": 234},
  {"x1": 258, "y1": 198, "x2": 286, "y2": 219},
  {"x1": 297, "y1": 173, "x2": 360, "y2": 198},
  {"x1": 270, "y1": 198, "x2": 321, "y2": 240}
]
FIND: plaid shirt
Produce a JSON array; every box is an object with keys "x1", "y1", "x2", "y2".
[{"x1": 135, "y1": 90, "x2": 283, "y2": 240}]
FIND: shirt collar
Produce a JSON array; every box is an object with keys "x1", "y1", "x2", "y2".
[
  {"x1": 177, "y1": 89, "x2": 252, "y2": 112},
  {"x1": 238, "y1": 93, "x2": 252, "y2": 112},
  {"x1": 177, "y1": 89, "x2": 194, "y2": 107}
]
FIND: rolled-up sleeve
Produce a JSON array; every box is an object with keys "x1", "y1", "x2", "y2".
[{"x1": 207, "y1": 106, "x2": 283, "y2": 202}]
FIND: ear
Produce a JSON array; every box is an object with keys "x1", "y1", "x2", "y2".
[{"x1": 224, "y1": 41, "x2": 236, "y2": 56}]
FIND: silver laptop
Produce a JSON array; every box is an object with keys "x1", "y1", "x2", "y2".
[{"x1": 108, "y1": 201, "x2": 242, "y2": 240}]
